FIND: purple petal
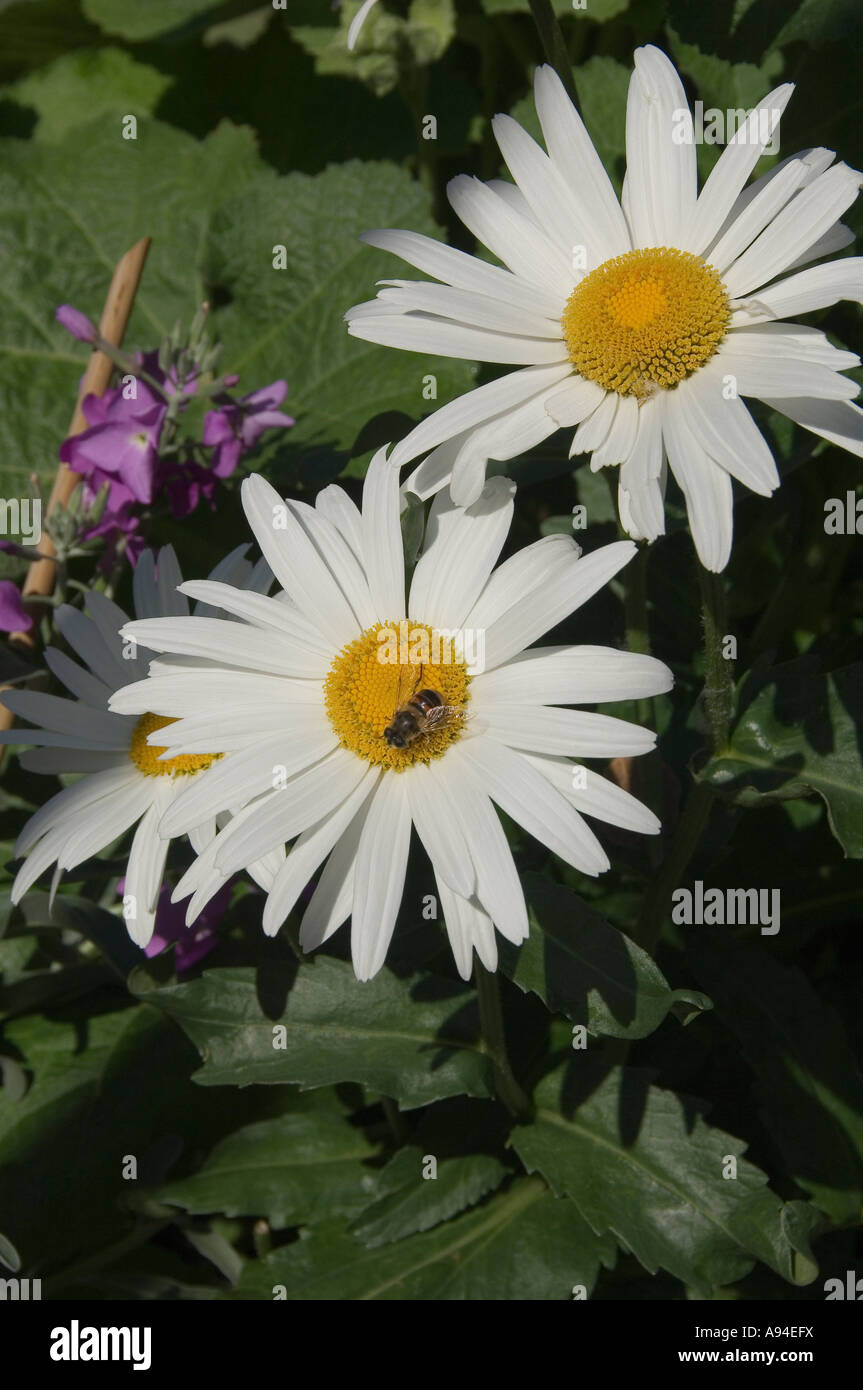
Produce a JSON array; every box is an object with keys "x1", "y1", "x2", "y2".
[
  {"x1": 56, "y1": 305, "x2": 97, "y2": 344},
  {"x1": 0, "y1": 581, "x2": 32, "y2": 632}
]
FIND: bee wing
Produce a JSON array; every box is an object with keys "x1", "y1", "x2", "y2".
[
  {"x1": 424, "y1": 704, "x2": 466, "y2": 732},
  {"x1": 393, "y1": 661, "x2": 423, "y2": 707}
]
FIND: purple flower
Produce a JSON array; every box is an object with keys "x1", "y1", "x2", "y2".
[
  {"x1": 56, "y1": 304, "x2": 97, "y2": 344},
  {"x1": 59, "y1": 386, "x2": 166, "y2": 505},
  {"x1": 137, "y1": 881, "x2": 232, "y2": 974},
  {"x1": 0, "y1": 581, "x2": 32, "y2": 632},
  {"x1": 203, "y1": 379, "x2": 294, "y2": 477}
]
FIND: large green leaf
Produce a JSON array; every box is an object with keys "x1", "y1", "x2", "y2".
[
  {"x1": 157, "y1": 1111, "x2": 380, "y2": 1229},
  {"x1": 134, "y1": 959, "x2": 491, "y2": 1109},
  {"x1": 350, "y1": 1097, "x2": 512, "y2": 1246},
  {"x1": 498, "y1": 874, "x2": 711, "y2": 1039},
  {"x1": 82, "y1": 0, "x2": 222, "y2": 41},
  {"x1": 234, "y1": 1179, "x2": 615, "y2": 1299},
  {"x1": 512, "y1": 1064, "x2": 819, "y2": 1295},
  {"x1": 0, "y1": 1000, "x2": 295, "y2": 1277},
  {"x1": 4, "y1": 49, "x2": 172, "y2": 142},
  {"x1": 688, "y1": 934, "x2": 863, "y2": 1223},
  {"x1": 700, "y1": 664, "x2": 863, "y2": 858},
  {"x1": 0, "y1": 121, "x2": 473, "y2": 494}
]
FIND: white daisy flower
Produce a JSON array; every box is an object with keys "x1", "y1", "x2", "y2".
[
  {"x1": 0, "y1": 545, "x2": 280, "y2": 949},
  {"x1": 345, "y1": 45, "x2": 863, "y2": 572},
  {"x1": 110, "y1": 448, "x2": 672, "y2": 981}
]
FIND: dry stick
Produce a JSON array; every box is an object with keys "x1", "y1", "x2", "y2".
[{"x1": 0, "y1": 237, "x2": 152, "y2": 739}]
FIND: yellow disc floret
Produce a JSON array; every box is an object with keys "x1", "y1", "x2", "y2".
[
  {"x1": 129, "y1": 712, "x2": 221, "y2": 777},
  {"x1": 324, "y1": 621, "x2": 470, "y2": 770},
  {"x1": 561, "y1": 247, "x2": 731, "y2": 400}
]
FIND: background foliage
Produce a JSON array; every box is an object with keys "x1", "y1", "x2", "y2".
[{"x1": 0, "y1": 0, "x2": 861, "y2": 1301}]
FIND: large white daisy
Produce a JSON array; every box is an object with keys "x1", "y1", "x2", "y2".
[
  {"x1": 0, "y1": 546, "x2": 281, "y2": 948},
  {"x1": 110, "y1": 449, "x2": 672, "y2": 981},
  {"x1": 345, "y1": 45, "x2": 863, "y2": 572}
]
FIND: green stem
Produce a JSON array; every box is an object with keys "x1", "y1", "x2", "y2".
[
  {"x1": 634, "y1": 780, "x2": 713, "y2": 957},
  {"x1": 529, "y1": 0, "x2": 579, "y2": 108},
  {"x1": 697, "y1": 564, "x2": 734, "y2": 754},
  {"x1": 475, "y1": 962, "x2": 533, "y2": 1120}
]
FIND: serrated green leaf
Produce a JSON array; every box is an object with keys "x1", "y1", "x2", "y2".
[
  {"x1": 235, "y1": 1179, "x2": 614, "y2": 1299},
  {"x1": 512, "y1": 1064, "x2": 819, "y2": 1295},
  {"x1": 350, "y1": 1097, "x2": 512, "y2": 1246},
  {"x1": 134, "y1": 959, "x2": 490, "y2": 1109},
  {"x1": 82, "y1": 0, "x2": 221, "y2": 41},
  {"x1": 688, "y1": 933, "x2": 863, "y2": 1223},
  {"x1": 700, "y1": 664, "x2": 863, "y2": 858},
  {"x1": 159, "y1": 1111, "x2": 380, "y2": 1228},
  {"x1": 499, "y1": 874, "x2": 711, "y2": 1039},
  {"x1": 4, "y1": 49, "x2": 172, "y2": 142}
]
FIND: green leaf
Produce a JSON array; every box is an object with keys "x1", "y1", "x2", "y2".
[
  {"x1": 688, "y1": 934, "x2": 863, "y2": 1223},
  {"x1": 512, "y1": 1064, "x2": 819, "y2": 1294},
  {"x1": 350, "y1": 1097, "x2": 512, "y2": 1246},
  {"x1": 499, "y1": 874, "x2": 711, "y2": 1039},
  {"x1": 0, "y1": 119, "x2": 259, "y2": 495},
  {"x1": 203, "y1": 157, "x2": 475, "y2": 468},
  {"x1": 158, "y1": 1111, "x2": 381, "y2": 1228},
  {"x1": 771, "y1": 0, "x2": 863, "y2": 49},
  {"x1": 11, "y1": 891, "x2": 143, "y2": 979},
  {"x1": 82, "y1": 0, "x2": 222, "y2": 41},
  {"x1": 700, "y1": 664, "x2": 863, "y2": 858},
  {"x1": 0, "y1": 1000, "x2": 300, "y2": 1277},
  {"x1": 4, "y1": 49, "x2": 172, "y2": 142},
  {"x1": 235, "y1": 1178, "x2": 614, "y2": 1299},
  {"x1": 134, "y1": 959, "x2": 491, "y2": 1109}
]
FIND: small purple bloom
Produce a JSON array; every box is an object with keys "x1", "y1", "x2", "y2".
[
  {"x1": 56, "y1": 304, "x2": 97, "y2": 344},
  {"x1": 0, "y1": 581, "x2": 32, "y2": 632},
  {"x1": 60, "y1": 386, "x2": 166, "y2": 504},
  {"x1": 139, "y1": 881, "x2": 232, "y2": 974},
  {"x1": 203, "y1": 379, "x2": 294, "y2": 477}
]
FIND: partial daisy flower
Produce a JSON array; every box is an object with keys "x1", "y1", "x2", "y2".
[
  {"x1": 110, "y1": 448, "x2": 672, "y2": 981},
  {"x1": 346, "y1": 45, "x2": 863, "y2": 572},
  {"x1": 0, "y1": 546, "x2": 280, "y2": 948}
]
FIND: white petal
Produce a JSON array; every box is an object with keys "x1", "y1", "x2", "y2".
[
  {"x1": 466, "y1": 534, "x2": 579, "y2": 633},
  {"x1": 683, "y1": 85, "x2": 794, "y2": 254},
  {"x1": 405, "y1": 760, "x2": 475, "y2": 898},
  {"x1": 437, "y1": 880, "x2": 497, "y2": 980},
  {"x1": 478, "y1": 539, "x2": 637, "y2": 670},
  {"x1": 261, "y1": 769, "x2": 380, "y2": 937},
  {"x1": 475, "y1": 704, "x2": 656, "y2": 757},
  {"x1": 729, "y1": 256, "x2": 863, "y2": 324},
  {"x1": 714, "y1": 350, "x2": 858, "y2": 401},
  {"x1": 523, "y1": 754, "x2": 661, "y2": 834},
  {"x1": 473, "y1": 644, "x2": 673, "y2": 705},
  {"x1": 591, "y1": 393, "x2": 639, "y2": 470},
  {"x1": 362, "y1": 445, "x2": 405, "y2": 619},
  {"x1": 440, "y1": 747, "x2": 528, "y2": 945},
  {"x1": 662, "y1": 393, "x2": 733, "y2": 572},
  {"x1": 119, "y1": 615, "x2": 327, "y2": 678},
  {"x1": 448, "y1": 396, "x2": 562, "y2": 507},
  {"x1": 153, "y1": 545, "x2": 188, "y2": 618},
  {"x1": 177, "y1": 582, "x2": 332, "y2": 660},
  {"x1": 241, "y1": 475, "x2": 360, "y2": 649},
  {"x1": 390, "y1": 362, "x2": 572, "y2": 471},
  {"x1": 315, "y1": 485, "x2": 364, "y2": 564},
  {"x1": 447, "y1": 173, "x2": 575, "y2": 301},
  {"x1": 409, "y1": 476, "x2": 514, "y2": 632},
  {"x1": 358, "y1": 228, "x2": 564, "y2": 318},
  {"x1": 2, "y1": 690, "x2": 131, "y2": 749},
  {"x1": 355, "y1": 279, "x2": 563, "y2": 338},
  {"x1": 350, "y1": 776, "x2": 411, "y2": 980},
  {"x1": 15, "y1": 764, "x2": 140, "y2": 856},
  {"x1": 544, "y1": 374, "x2": 606, "y2": 428},
  {"x1": 54, "y1": 779, "x2": 155, "y2": 872},
  {"x1": 534, "y1": 64, "x2": 631, "y2": 262},
  {"x1": 675, "y1": 365, "x2": 779, "y2": 495},
  {"x1": 618, "y1": 396, "x2": 666, "y2": 541},
  {"x1": 124, "y1": 798, "x2": 170, "y2": 947},
  {"x1": 571, "y1": 391, "x2": 618, "y2": 457},
  {"x1": 624, "y1": 45, "x2": 697, "y2": 247},
  {"x1": 44, "y1": 648, "x2": 113, "y2": 707},
  {"x1": 457, "y1": 736, "x2": 610, "y2": 876},
  {"x1": 708, "y1": 148, "x2": 829, "y2": 274},
  {"x1": 724, "y1": 163, "x2": 863, "y2": 298},
  {"x1": 55, "y1": 604, "x2": 134, "y2": 689},
  {"x1": 348, "y1": 309, "x2": 569, "y2": 365},
  {"x1": 758, "y1": 396, "x2": 863, "y2": 458}
]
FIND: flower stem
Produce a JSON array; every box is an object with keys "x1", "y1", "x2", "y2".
[
  {"x1": 697, "y1": 564, "x2": 734, "y2": 754},
  {"x1": 529, "y1": 0, "x2": 579, "y2": 108},
  {"x1": 475, "y1": 962, "x2": 533, "y2": 1120}
]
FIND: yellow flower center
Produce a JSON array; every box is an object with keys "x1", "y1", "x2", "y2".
[
  {"x1": 323, "y1": 621, "x2": 470, "y2": 770},
  {"x1": 561, "y1": 247, "x2": 730, "y2": 400},
  {"x1": 129, "y1": 712, "x2": 221, "y2": 778}
]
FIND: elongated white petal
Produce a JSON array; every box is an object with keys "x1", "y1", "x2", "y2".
[
  {"x1": 759, "y1": 396, "x2": 863, "y2": 457},
  {"x1": 683, "y1": 85, "x2": 794, "y2": 254},
  {"x1": 457, "y1": 736, "x2": 610, "y2": 876},
  {"x1": 357, "y1": 228, "x2": 564, "y2": 318},
  {"x1": 351, "y1": 776, "x2": 412, "y2": 980},
  {"x1": 362, "y1": 445, "x2": 405, "y2": 619},
  {"x1": 662, "y1": 393, "x2": 734, "y2": 572},
  {"x1": 624, "y1": 45, "x2": 697, "y2": 247},
  {"x1": 675, "y1": 366, "x2": 779, "y2": 496},
  {"x1": 544, "y1": 374, "x2": 606, "y2": 428},
  {"x1": 448, "y1": 392, "x2": 562, "y2": 507},
  {"x1": 473, "y1": 645, "x2": 672, "y2": 705},
  {"x1": 389, "y1": 362, "x2": 572, "y2": 471},
  {"x1": 410, "y1": 476, "x2": 514, "y2": 632},
  {"x1": 355, "y1": 279, "x2": 563, "y2": 338},
  {"x1": 708, "y1": 148, "x2": 828, "y2": 274},
  {"x1": 477, "y1": 704, "x2": 656, "y2": 757},
  {"x1": 437, "y1": 880, "x2": 497, "y2": 980},
  {"x1": 523, "y1": 753, "x2": 661, "y2": 834},
  {"x1": 729, "y1": 257, "x2": 863, "y2": 324},
  {"x1": 618, "y1": 396, "x2": 665, "y2": 541},
  {"x1": 2, "y1": 690, "x2": 131, "y2": 749},
  {"x1": 348, "y1": 309, "x2": 569, "y2": 365},
  {"x1": 44, "y1": 648, "x2": 113, "y2": 708},
  {"x1": 124, "y1": 798, "x2": 170, "y2": 947},
  {"x1": 406, "y1": 759, "x2": 475, "y2": 899},
  {"x1": 714, "y1": 351, "x2": 859, "y2": 401},
  {"x1": 447, "y1": 173, "x2": 575, "y2": 301},
  {"x1": 117, "y1": 616, "x2": 324, "y2": 678},
  {"x1": 591, "y1": 393, "x2": 639, "y2": 470},
  {"x1": 177, "y1": 582, "x2": 332, "y2": 659}
]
